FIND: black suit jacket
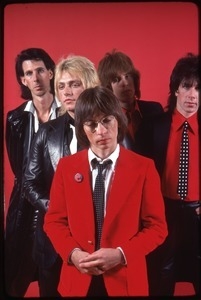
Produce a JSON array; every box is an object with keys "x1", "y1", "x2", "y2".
[
  {"x1": 122, "y1": 99, "x2": 164, "y2": 150},
  {"x1": 137, "y1": 99, "x2": 164, "y2": 118},
  {"x1": 134, "y1": 109, "x2": 201, "y2": 284},
  {"x1": 134, "y1": 110, "x2": 201, "y2": 178}
]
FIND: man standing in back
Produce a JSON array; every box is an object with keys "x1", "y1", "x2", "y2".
[
  {"x1": 135, "y1": 53, "x2": 200, "y2": 296},
  {"x1": 5, "y1": 48, "x2": 60, "y2": 297},
  {"x1": 97, "y1": 49, "x2": 163, "y2": 150}
]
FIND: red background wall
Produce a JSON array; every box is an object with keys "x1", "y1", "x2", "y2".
[{"x1": 3, "y1": 2, "x2": 199, "y2": 297}]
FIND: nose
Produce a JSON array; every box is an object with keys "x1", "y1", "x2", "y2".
[
  {"x1": 33, "y1": 71, "x2": 39, "y2": 81},
  {"x1": 64, "y1": 85, "x2": 72, "y2": 95},
  {"x1": 120, "y1": 76, "x2": 129, "y2": 86},
  {"x1": 95, "y1": 122, "x2": 107, "y2": 134},
  {"x1": 188, "y1": 87, "x2": 197, "y2": 99}
]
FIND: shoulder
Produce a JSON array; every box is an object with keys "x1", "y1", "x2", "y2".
[
  {"x1": 120, "y1": 145, "x2": 153, "y2": 164},
  {"x1": 33, "y1": 115, "x2": 67, "y2": 146},
  {"x1": 143, "y1": 110, "x2": 171, "y2": 125},
  {"x1": 60, "y1": 149, "x2": 87, "y2": 164},
  {"x1": 7, "y1": 102, "x2": 29, "y2": 122},
  {"x1": 138, "y1": 99, "x2": 162, "y2": 107},
  {"x1": 137, "y1": 99, "x2": 164, "y2": 115},
  {"x1": 57, "y1": 149, "x2": 88, "y2": 169},
  {"x1": 119, "y1": 146, "x2": 158, "y2": 177},
  {"x1": 39, "y1": 114, "x2": 67, "y2": 132}
]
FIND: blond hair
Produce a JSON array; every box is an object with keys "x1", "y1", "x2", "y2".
[{"x1": 55, "y1": 55, "x2": 100, "y2": 115}]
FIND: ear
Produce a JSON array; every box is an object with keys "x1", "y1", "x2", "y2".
[
  {"x1": 49, "y1": 70, "x2": 53, "y2": 79},
  {"x1": 21, "y1": 76, "x2": 27, "y2": 86},
  {"x1": 175, "y1": 90, "x2": 179, "y2": 96}
]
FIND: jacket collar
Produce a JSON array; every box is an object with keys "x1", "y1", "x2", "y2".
[{"x1": 48, "y1": 113, "x2": 74, "y2": 171}]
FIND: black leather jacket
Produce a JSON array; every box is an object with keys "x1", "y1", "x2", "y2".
[
  {"x1": 5, "y1": 100, "x2": 59, "y2": 292},
  {"x1": 5, "y1": 102, "x2": 38, "y2": 247},
  {"x1": 23, "y1": 113, "x2": 78, "y2": 268}
]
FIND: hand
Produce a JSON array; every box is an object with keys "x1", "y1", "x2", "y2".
[
  {"x1": 195, "y1": 206, "x2": 201, "y2": 215},
  {"x1": 78, "y1": 248, "x2": 123, "y2": 275},
  {"x1": 70, "y1": 249, "x2": 92, "y2": 274},
  {"x1": 70, "y1": 249, "x2": 102, "y2": 275}
]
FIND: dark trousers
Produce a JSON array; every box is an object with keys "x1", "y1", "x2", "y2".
[
  {"x1": 38, "y1": 256, "x2": 62, "y2": 297},
  {"x1": 149, "y1": 198, "x2": 200, "y2": 296},
  {"x1": 4, "y1": 233, "x2": 38, "y2": 297},
  {"x1": 87, "y1": 275, "x2": 108, "y2": 297}
]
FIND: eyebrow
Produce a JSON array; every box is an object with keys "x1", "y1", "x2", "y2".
[
  {"x1": 24, "y1": 66, "x2": 45, "y2": 73},
  {"x1": 58, "y1": 79, "x2": 81, "y2": 85}
]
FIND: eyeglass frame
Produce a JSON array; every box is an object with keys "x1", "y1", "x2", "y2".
[{"x1": 83, "y1": 115, "x2": 116, "y2": 133}]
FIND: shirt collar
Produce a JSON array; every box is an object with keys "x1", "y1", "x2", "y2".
[
  {"x1": 24, "y1": 98, "x2": 60, "y2": 118},
  {"x1": 24, "y1": 98, "x2": 60, "y2": 132},
  {"x1": 88, "y1": 144, "x2": 120, "y2": 171},
  {"x1": 66, "y1": 113, "x2": 75, "y2": 126},
  {"x1": 172, "y1": 109, "x2": 198, "y2": 133},
  {"x1": 122, "y1": 100, "x2": 142, "y2": 117}
]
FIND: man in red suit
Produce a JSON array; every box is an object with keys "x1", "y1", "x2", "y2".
[{"x1": 44, "y1": 86, "x2": 167, "y2": 296}]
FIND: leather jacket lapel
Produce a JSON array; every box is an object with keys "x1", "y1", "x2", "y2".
[
  {"x1": 47, "y1": 115, "x2": 69, "y2": 171},
  {"x1": 23, "y1": 113, "x2": 35, "y2": 170}
]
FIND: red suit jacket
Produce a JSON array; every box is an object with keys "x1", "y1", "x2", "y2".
[{"x1": 44, "y1": 146, "x2": 167, "y2": 296}]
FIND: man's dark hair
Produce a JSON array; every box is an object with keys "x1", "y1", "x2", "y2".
[
  {"x1": 75, "y1": 86, "x2": 128, "y2": 148},
  {"x1": 167, "y1": 52, "x2": 200, "y2": 112},
  {"x1": 15, "y1": 48, "x2": 55, "y2": 100},
  {"x1": 98, "y1": 49, "x2": 141, "y2": 100}
]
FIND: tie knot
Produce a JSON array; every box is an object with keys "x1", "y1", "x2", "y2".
[
  {"x1": 183, "y1": 121, "x2": 189, "y2": 130},
  {"x1": 92, "y1": 158, "x2": 112, "y2": 173}
]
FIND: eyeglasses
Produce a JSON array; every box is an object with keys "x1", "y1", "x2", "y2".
[{"x1": 83, "y1": 115, "x2": 115, "y2": 133}]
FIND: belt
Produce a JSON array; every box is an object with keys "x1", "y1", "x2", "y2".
[{"x1": 164, "y1": 197, "x2": 201, "y2": 209}]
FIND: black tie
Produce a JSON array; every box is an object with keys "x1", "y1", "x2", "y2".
[
  {"x1": 92, "y1": 159, "x2": 112, "y2": 250},
  {"x1": 177, "y1": 121, "x2": 189, "y2": 200}
]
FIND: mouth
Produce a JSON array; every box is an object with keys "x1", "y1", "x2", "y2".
[
  {"x1": 122, "y1": 89, "x2": 133, "y2": 96},
  {"x1": 123, "y1": 88, "x2": 131, "y2": 92},
  {"x1": 186, "y1": 102, "x2": 196, "y2": 106},
  {"x1": 64, "y1": 99, "x2": 74, "y2": 102},
  {"x1": 97, "y1": 138, "x2": 110, "y2": 144},
  {"x1": 34, "y1": 85, "x2": 42, "y2": 89}
]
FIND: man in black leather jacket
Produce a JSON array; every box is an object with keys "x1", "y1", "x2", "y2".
[
  {"x1": 97, "y1": 49, "x2": 164, "y2": 150},
  {"x1": 23, "y1": 55, "x2": 100, "y2": 297},
  {"x1": 4, "y1": 48, "x2": 60, "y2": 297}
]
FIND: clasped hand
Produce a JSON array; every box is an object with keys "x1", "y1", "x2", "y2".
[{"x1": 71, "y1": 248, "x2": 123, "y2": 276}]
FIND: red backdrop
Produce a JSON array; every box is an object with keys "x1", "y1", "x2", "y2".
[{"x1": 3, "y1": 2, "x2": 199, "y2": 297}]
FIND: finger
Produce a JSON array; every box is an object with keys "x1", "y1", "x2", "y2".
[
  {"x1": 88, "y1": 267, "x2": 104, "y2": 275},
  {"x1": 79, "y1": 261, "x2": 97, "y2": 269}
]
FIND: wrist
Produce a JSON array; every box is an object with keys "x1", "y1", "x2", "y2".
[{"x1": 68, "y1": 248, "x2": 81, "y2": 265}]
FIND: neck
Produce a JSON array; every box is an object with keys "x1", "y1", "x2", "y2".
[
  {"x1": 176, "y1": 104, "x2": 198, "y2": 119},
  {"x1": 67, "y1": 110, "x2": 75, "y2": 119},
  {"x1": 176, "y1": 109, "x2": 197, "y2": 119},
  {"x1": 121, "y1": 100, "x2": 136, "y2": 111},
  {"x1": 33, "y1": 93, "x2": 54, "y2": 123},
  {"x1": 91, "y1": 144, "x2": 117, "y2": 160}
]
